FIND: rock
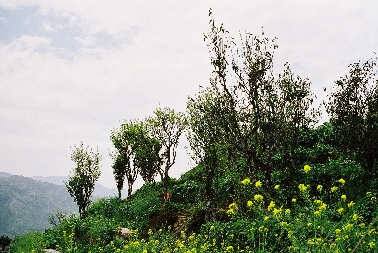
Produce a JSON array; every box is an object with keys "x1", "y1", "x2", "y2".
[{"x1": 45, "y1": 249, "x2": 62, "y2": 253}]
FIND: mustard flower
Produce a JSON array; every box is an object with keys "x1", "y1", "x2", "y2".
[
  {"x1": 307, "y1": 222, "x2": 313, "y2": 227},
  {"x1": 229, "y1": 203, "x2": 237, "y2": 210},
  {"x1": 274, "y1": 184, "x2": 280, "y2": 190},
  {"x1": 317, "y1": 185, "x2": 323, "y2": 192},
  {"x1": 314, "y1": 199, "x2": 323, "y2": 205},
  {"x1": 369, "y1": 242, "x2": 376, "y2": 249},
  {"x1": 247, "y1": 200, "x2": 253, "y2": 207},
  {"x1": 338, "y1": 178, "x2": 346, "y2": 184},
  {"x1": 241, "y1": 178, "x2": 250, "y2": 186},
  {"x1": 254, "y1": 194, "x2": 263, "y2": 202},
  {"x1": 298, "y1": 184, "x2": 308, "y2": 192},
  {"x1": 352, "y1": 214, "x2": 359, "y2": 221},
  {"x1": 264, "y1": 216, "x2": 269, "y2": 221},
  {"x1": 255, "y1": 180, "x2": 262, "y2": 188},
  {"x1": 268, "y1": 201, "x2": 275, "y2": 211},
  {"x1": 226, "y1": 209, "x2": 235, "y2": 216},
  {"x1": 341, "y1": 194, "x2": 346, "y2": 201},
  {"x1": 285, "y1": 209, "x2": 291, "y2": 215},
  {"x1": 335, "y1": 229, "x2": 341, "y2": 235},
  {"x1": 273, "y1": 208, "x2": 282, "y2": 216},
  {"x1": 226, "y1": 245, "x2": 233, "y2": 252},
  {"x1": 304, "y1": 165, "x2": 311, "y2": 173},
  {"x1": 319, "y1": 203, "x2": 327, "y2": 211},
  {"x1": 314, "y1": 210, "x2": 321, "y2": 216},
  {"x1": 292, "y1": 198, "x2": 297, "y2": 203},
  {"x1": 280, "y1": 221, "x2": 289, "y2": 227},
  {"x1": 331, "y1": 186, "x2": 338, "y2": 192},
  {"x1": 338, "y1": 208, "x2": 344, "y2": 214},
  {"x1": 347, "y1": 201, "x2": 355, "y2": 208}
]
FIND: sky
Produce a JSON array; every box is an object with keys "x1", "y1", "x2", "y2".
[{"x1": 1, "y1": 1, "x2": 377, "y2": 189}]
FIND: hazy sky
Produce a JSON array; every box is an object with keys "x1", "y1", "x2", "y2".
[{"x1": 1, "y1": 1, "x2": 377, "y2": 189}]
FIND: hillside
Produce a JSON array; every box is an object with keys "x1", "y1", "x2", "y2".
[{"x1": 0, "y1": 175, "x2": 78, "y2": 237}]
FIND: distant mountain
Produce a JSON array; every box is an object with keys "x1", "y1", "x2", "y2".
[
  {"x1": 0, "y1": 175, "x2": 78, "y2": 237},
  {"x1": 0, "y1": 172, "x2": 12, "y2": 177},
  {"x1": 32, "y1": 176, "x2": 123, "y2": 198}
]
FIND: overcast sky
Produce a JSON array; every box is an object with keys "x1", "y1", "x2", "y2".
[{"x1": 1, "y1": 1, "x2": 377, "y2": 189}]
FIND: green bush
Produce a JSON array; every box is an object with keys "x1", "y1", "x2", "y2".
[{"x1": 8, "y1": 232, "x2": 45, "y2": 253}]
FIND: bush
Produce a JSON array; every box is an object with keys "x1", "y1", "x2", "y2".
[{"x1": 8, "y1": 232, "x2": 45, "y2": 253}]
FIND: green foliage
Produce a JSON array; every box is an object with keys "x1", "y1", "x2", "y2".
[
  {"x1": 7, "y1": 232, "x2": 45, "y2": 253},
  {"x1": 66, "y1": 141, "x2": 101, "y2": 218},
  {"x1": 146, "y1": 106, "x2": 187, "y2": 195},
  {"x1": 111, "y1": 120, "x2": 145, "y2": 197},
  {"x1": 326, "y1": 57, "x2": 378, "y2": 173},
  {"x1": 0, "y1": 235, "x2": 11, "y2": 252}
]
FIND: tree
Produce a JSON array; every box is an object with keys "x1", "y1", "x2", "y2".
[
  {"x1": 65, "y1": 142, "x2": 101, "y2": 218},
  {"x1": 133, "y1": 131, "x2": 162, "y2": 184},
  {"x1": 187, "y1": 10, "x2": 319, "y2": 220},
  {"x1": 326, "y1": 57, "x2": 378, "y2": 174},
  {"x1": 110, "y1": 121, "x2": 141, "y2": 198},
  {"x1": 146, "y1": 107, "x2": 187, "y2": 197}
]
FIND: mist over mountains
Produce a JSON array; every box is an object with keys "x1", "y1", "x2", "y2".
[{"x1": 0, "y1": 172, "x2": 124, "y2": 237}]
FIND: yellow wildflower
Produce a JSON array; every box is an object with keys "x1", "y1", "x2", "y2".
[
  {"x1": 273, "y1": 208, "x2": 282, "y2": 216},
  {"x1": 241, "y1": 178, "x2": 250, "y2": 185},
  {"x1": 298, "y1": 184, "x2": 308, "y2": 192},
  {"x1": 314, "y1": 210, "x2": 321, "y2": 216},
  {"x1": 304, "y1": 165, "x2": 311, "y2": 173},
  {"x1": 338, "y1": 178, "x2": 346, "y2": 184},
  {"x1": 268, "y1": 201, "x2": 275, "y2": 211},
  {"x1": 226, "y1": 209, "x2": 235, "y2": 216},
  {"x1": 264, "y1": 216, "x2": 269, "y2": 221},
  {"x1": 319, "y1": 203, "x2": 327, "y2": 211},
  {"x1": 254, "y1": 194, "x2": 263, "y2": 202},
  {"x1": 369, "y1": 242, "x2": 376, "y2": 248},
  {"x1": 274, "y1": 185, "x2": 280, "y2": 190},
  {"x1": 247, "y1": 200, "x2": 253, "y2": 207},
  {"x1": 338, "y1": 208, "x2": 344, "y2": 214},
  {"x1": 285, "y1": 209, "x2": 291, "y2": 215},
  {"x1": 341, "y1": 195, "x2": 346, "y2": 201},
  {"x1": 347, "y1": 201, "x2": 355, "y2": 208},
  {"x1": 229, "y1": 203, "x2": 237, "y2": 210},
  {"x1": 331, "y1": 186, "x2": 338, "y2": 192},
  {"x1": 226, "y1": 245, "x2": 233, "y2": 252},
  {"x1": 255, "y1": 180, "x2": 262, "y2": 188},
  {"x1": 317, "y1": 185, "x2": 323, "y2": 192},
  {"x1": 292, "y1": 198, "x2": 297, "y2": 203}
]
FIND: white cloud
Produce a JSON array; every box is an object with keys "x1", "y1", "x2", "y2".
[{"x1": 41, "y1": 19, "x2": 55, "y2": 32}]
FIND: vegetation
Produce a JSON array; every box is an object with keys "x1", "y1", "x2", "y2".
[
  {"x1": 7, "y1": 11, "x2": 378, "y2": 253},
  {"x1": 0, "y1": 175, "x2": 77, "y2": 238},
  {"x1": 65, "y1": 142, "x2": 102, "y2": 218}
]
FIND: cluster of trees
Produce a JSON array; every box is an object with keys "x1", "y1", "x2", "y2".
[
  {"x1": 65, "y1": 10, "x2": 377, "y2": 221},
  {"x1": 186, "y1": 10, "x2": 378, "y2": 221},
  {"x1": 65, "y1": 108, "x2": 186, "y2": 218},
  {"x1": 110, "y1": 107, "x2": 186, "y2": 199}
]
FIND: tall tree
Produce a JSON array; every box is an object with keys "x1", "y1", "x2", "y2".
[
  {"x1": 187, "y1": 10, "x2": 319, "y2": 218},
  {"x1": 326, "y1": 57, "x2": 378, "y2": 173},
  {"x1": 110, "y1": 121, "x2": 140, "y2": 198},
  {"x1": 65, "y1": 142, "x2": 101, "y2": 218},
  {"x1": 133, "y1": 131, "x2": 162, "y2": 184},
  {"x1": 146, "y1": 107, "x2": 187, "y2": 197}
]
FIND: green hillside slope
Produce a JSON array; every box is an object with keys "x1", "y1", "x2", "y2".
[{"x1": 0, "y1": 175, "x2": 77, "y2": 237}]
